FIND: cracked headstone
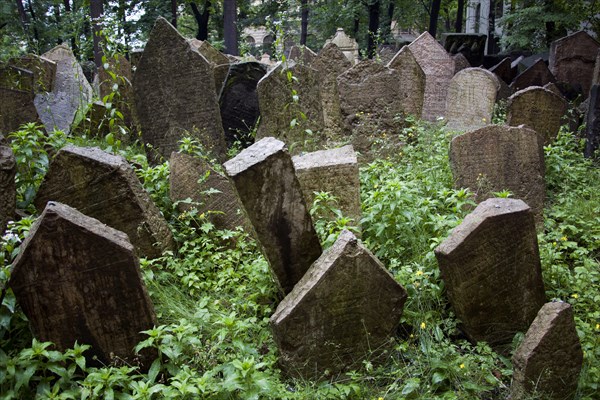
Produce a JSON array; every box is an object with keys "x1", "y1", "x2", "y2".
[
  {"x1": 0, "y1": 145, "x2": 16, "y2": 235},
  {"x1": 434, "y1": 198, "x2": 546, "y2": 348},
  {"x1": 271, "y1": 230, "x2": 407, "y2": 378},
  {"x1": 510, "y1": 59, "x2": 556, "y2": 92},
  {"x1": 224, "y1": 137, "x2": 322, "y2": 294},
  {"x1": 34, "y1": 145, "x2": 174, "y2": 259}
]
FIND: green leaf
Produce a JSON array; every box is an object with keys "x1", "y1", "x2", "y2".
[{"x1": 147, "y1": 358, "x2": 161, "y2": 383}]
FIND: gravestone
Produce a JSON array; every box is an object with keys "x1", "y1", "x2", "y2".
[
  {"x1": 511, "y1": 302, "x2": 583, "y2": 400},
  {"x1": 584, "y1": 85, "x2": 600, "y2": 158},
  {"x1": 549, "y1": 31, "x2": 600, "y2": 99},
  {"x1": 255, "y1": 61, "x2": 325, "y2": 153},
  {"x1": 34, "y1": 44, "x2": 93, "y2": 134},
  {"x1": 271, "y1": 230, "x2": 407, "y2": 378},
  {"x1": 312, "y1": 43, "x2": 352, "y2": 138},
  {"x1": 97, "y1": 54, "x2": 135, "y2": 133},
  {"x1": 592, "y1": 51, "x2": 600, "y2": 88},
  {"x1": 9, "y1": 201, "x2": 157, "y2": 367},
  {"x1": 133, "y1": 17, "x2": 227, "y2": 165},
  {"x1": 386, "y1": 46, "x2": 426, "y2": 119},
  {"x1": 169, "y1": 152, "x2": 251, "y2": 232},
  {"x1": 408, "y1": 31, "x2": 454, "y2": 121},
  {"x1": 292, "y1": 145, "x2": 361, "y2": 231},
  {"x1": 442, "y1": 33, "x2": 487, "y2": 67},
  {"x1": 9, "y1": 54, "x2": 56, "y2": 93},
  {"x1": 452, "y1": 53, "x2": 471, "y2": 74},
  {"x1": 189, "y1": 39, "x2": 230, "y2": 93},
  {"x1": 223, "y1": 137, "x2": 322, "y2": 295},
  {"x1": 72, "y1": 101, "x2": 110, "y2": 138},
  {"x1": 445, "y1": 68, "x2": 499, "y2": 132},
  {"x1": 507, "y1": 86, "x2": 568, "y2": 145},
  {"x1": 510, "y1": 58, "x2": 556, "y2": 92},
  {"x1": 218, "y1": 61, "x2": 267, "y2": 148},
  {"x1": 489, "y1": 57, "x2": 513, "y2": 85},
  {"x1": 449, "y1": 125, "x2": 545, "y2": 221},
  {"x1": 0, "y1": 145, "x2": 16, "y2": 235},
  {"x1": 289, "y1": 45, "x2": 317, "y2": 66},
  {"x1": 434, "y1": 198, "x2": 546, "y2": 348},
  {"x1": 34, "y1": 145, "x2": 174, "y2": 259},
  {"x1": 326, "y1": 28, "x2": 359, "y2": 65},
  {"x1": 0, "y1": 67, "x2": 40, "y2": 135}
]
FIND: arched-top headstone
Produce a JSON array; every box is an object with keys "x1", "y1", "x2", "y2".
[{"x1": 386, "y1": 45, "x2": 425, "y2": 118}]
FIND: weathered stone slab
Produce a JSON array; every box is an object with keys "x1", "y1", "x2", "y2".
[
  {"x1": 34, "y1": 145, "x2": 174, "y2": 259},
  {"x1": 452, "y1": 53, "x2": 471, "y2": 74},
  {"x1": 289, "y1": 45, "x2": 317, "y2": 66},
  {"x1": 445, "y1": 68, "x2": 499, "y2": 131},
  {"x1": 9, "y1": 201, "x2": 157, "y2": 367},
  {"x1": 0, "y1": 64, "x2": 34, "y2": 92},
  {"x1": 510, "y1": 58, "x2": 556, "y2": 92},
  {"x1": 386, "y1": 46, "x2": 426, "y2": 119},
  {"x1": 224, "y1": 137, "x2": 322, "y2": 294},
  {"x1": 133, "y1": 17, "x2": 227, "y2": 165},
  {"x1": 585, "y1": 85, "x2": 600, "y2": 158},
  {"x1": 511, "y1": 302, "x2": 583, "y2": 400},
  {"x1": 255, "y1": 61, "x2": 325, "y2": 153},
  {"x1": 434, "y1": 198, "x2": 546, "y2": 348},
  {"x1": 550, "y1": 31, "x2": 600, "y2": 99},
  {"x1": 271, "y1": 230, "x2": 407, "y2": 378},
  {"x1": 408, "y1": 32, "x2": 454, "y2": 121},
  {"x1": 292, "y1": 145, "x2": 361, "y2": 231},
  {"x1": 489, "y1": 57, "x2": 513, "y2": 85},
  {"x1": 326, "y1": 28, "x2": 359, "y2": 65},
  {"x1": 507, "y1": 86, "x2": 568, "y2": 145},
  {"x1": 0, "y1": 145, "x2": 16, "y2": 235},
  {"x1": 0, "y1": 86, "x2": 40, "y2": 136},
  {"x1": 449, "y1": 125, "x2": 545, "y2": 220},
  {"x1": 9, "y1": 54, "x2": 57, "y2": 93},
  {"x1": 313, "y1": 43, "x2": 352, "y2": 138},
  {"x1": 34, "y1": 44, "x2": 93, "y2": 134},
  {"x1": 97, "y1": 54, "x2": 135, "y2": 133},
  {"x1": 592, "y1": 50, "x2": 600, "y2": 88},
  {"x1": 218, "y1": 61, "x2": 267, "y2": 148},
  {"x1": 188, "y1": 39, "x2": 230, "y2": 93},
  {"x1": 169, "y1": 152, "x2": 251, "y2": 232}
]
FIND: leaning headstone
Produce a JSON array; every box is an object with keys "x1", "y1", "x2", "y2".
[
  {"x1": 408, "y1": 31, "x2": 454, "y2": 121},
  {"x1": 133, "y1": 17, "x2": 227, "y2": 165},
  {"x1": 489, "y1": 57, "x2": 513, "y2": 85},
  {"x1": 34, "y1": 145, "x2": 174, "y2": 259},
  {"x1": 292, "y1": 145, "x2": 361, "y2": 231},
  {"x1": 34, "y1": 44, "x2": 93, "y2": 134},
  {"x1": 445, "y1": 68, "x2": 499, "y2": 131},
  {"x1": 271, "y1": 230, "x2": 407, "y2": 378},
  {"x1": 8, "y1": 54, "x2": 56, "y2": 93},
  {"x1": 449, "y1": 125, "x2": 545, "y2": 220},
  {"x1": 549, "y1": 31, "x2": 600, "y2": 99},
  {"x1": 0, "y1": 145, "x2": 16, "y2": 235},
  {"x1": 386, "y1": 46, "x2": 426, "y2": 119},
  {"x1": 326, "y1": 28, "x2": 359, "y2": 65},
  {"x1": 434, "y1": 198, "x2": 546, "y2": 348},
  {"x1": 9, "y1": 201, "x2": 157, "y2": 367},
  {"x1": 224, "y1": 137, "x2": 322, "y2": 294},
  {"x1": 189, "y1": 39, "x2": 230, "y2": 93},
  {"x1": 312, "y1": 43, "x2": 352, "y2": 139},
  {"x1": 584, "y1": 85, "x2": 600, "y2": 158},
  {"x1": 511, "y1": 302, "x2": 583, "y2": 400},
  {"x1": 0, "y1": 67, "x2": 40, "y2": 135},
  {"x1": 507, "y1": 86, "x2": 568, "y2": 145},
  {"x1": 510, "y1": 58, "x2": 556, "y2": 92},
  {"x1": 170, "y1": 152, "x2": 251, "y2": 232},
  {"x1": 255, "y1": 61, "x2": 325, "y2": 153},
  {"x1": 218, "y1": 61, "x2": 267, "y2": 148},
  {"x1": 289, "y1": 45, "x2": 317, "y2": 66}
]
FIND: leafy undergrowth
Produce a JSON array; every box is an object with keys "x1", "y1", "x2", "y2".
[{"x1": 1, "y1": 121, "x2": 599, "y2": 399}]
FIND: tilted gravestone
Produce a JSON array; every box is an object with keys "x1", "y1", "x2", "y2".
[
  {"x1": 312, "y1": 43, "x2": 352, "y2": 139},
  {"x1": 218, "y1": 61, "x2": 267, "y2": 148},
  {"x1": 255, "y1": 61, "x2": 325, "y2": 153},
  {"x1": 0, "y1": 66, "x2": 40, "y2": 135},
  {"x1": 169, "y1": 151, "x2": 251, "y2": 232},
  {"x1": 9, "y1": 201, "x2": 157, "y2": 367},
  {"x1": 0, "y1": 145, "x2": 16, "y2": 235},
  {"x1": 288, "y1": 45, "x2": 317, "y2": 66},
  {"x1": 9, "y1": 54, "x2": 56, "y2": 93},
  {"x1": 449, "y1": 125, "x2": 545, "y2": 221},
  {"x1": 511, "y1": 302, "x2": 583, "y2": 400},
  {"x1": 34, "y1": 44, "x2": 93, "y2": 134},
  {"x1": 271, "y1": 230, "x2": 407, "y2": 378},
  {"x1": 386, "y1": 45, "x2": 426, "y2": 119},
  {"x1": 292, "y1": 145, "x2": 361, "y2": 232},
  {"x1": 510, "y1": 58, "x2": 556, "y2": 92},
  {"x1": 445, "y1": 68, "x2": 499, "y2": 132},
  {"x1": 549, "y1": 31, "x2": 600, "y2": 99},
  {"x1": 188, "y1": 38, "x2": 230, "y2": 94},
  {"x1": 489, "y1": 56, "x2": 513, "y2": 85},
  {"x1": 224, "y1": 137, "x2": 322, "y2": 295},
  {"x1": 34, "y1": 145, "x2": 174, "y2": 259},
  {"x1": 507, "y1": 86, "x2": 568, "y2": 145},
  {"x1": 408, "y1": 31, "x2": 454, "y2": 121},
  {"x1": 585, "y1": 85, "x2": 600, "y2": 158},
  {"x1": 133, "y1": 17, "x2": 227, "y2": 165},
  {"x1": 434, "y1": 198, "x2": 546, "y2": 348}
]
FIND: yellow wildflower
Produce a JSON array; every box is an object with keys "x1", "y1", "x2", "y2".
[
  {"x1": 561, "y1": 236, "x2": 567, "y2": 241},
  {"x1": 416, "y1": 270, "x2": 424, "y2": 276},
  {"x1": 420, "y1": 322, "x2": 426, "y2": 329},
  {"x1": 459, "y1": 363, "x2": 465, "y2": 369},
  {"x1": 571, "y1": 293, "x2": 579, "y2": 299}
]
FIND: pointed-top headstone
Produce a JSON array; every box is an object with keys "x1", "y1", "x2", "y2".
[
  {"x1": 326, "y1": 28, "x2": 359, "y2": 65},
  {"x1": 289, "y1": 45, "x2": 317, "y2": 66},
  {"x1": 489, "y1": 57, "x2": 513, "y2": 85},
  {"x1": 510, "y1": 58, "x2": 556, "y2": 92},
  {"x1": 386, "y1": 45, "x2": 426, "y2": 118}
]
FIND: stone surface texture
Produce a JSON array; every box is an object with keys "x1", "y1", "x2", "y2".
[
  {"x1": 9, "y1": 202, "x2": 157, "y2": 367},
  {"x1": 188, "y1": 38, "x2": 231, "y2": 92},
  {"x1": 585, "y1": 85, "x2": 600, "y2": 158},
  {"x1": 489, "y1": 57, "x2": 513, "y2": 85},
  {"x1": 271, "y1": 230, "x2": 407, "y2": 378},
  {"x1": 326, "y1": 28, "x2": 359, "y2": 64},
  {"x1": 434, "y1": 198, "x2": 546, "y2": 347},
  {"x1": 386, "y1": 46, "x2": 426, "y2": 119},
  {"x1": 289, "y1": 45, "x2": 317, "y2": 66},
  {"x1": 224, "y1": 137, "x2": 322, "y2": 294},
  {"x1": 9, "y1": 54, "x2": 57, "y2": 93},
  {"x1": 511, "y1": 302, "x2": 583, "y2": 400},
  {"x1": 452, "y1": 53, "x2": 471, "y2": 74},
  {"x1": 510, "y1": 58, "x2": 556, "y2": 92},
  {"x1": 34, "y1": 145, "x2": 174, "y2": 259},
  {"x1": 0, "y1": 145, "x2": 16, "y2": 234}
]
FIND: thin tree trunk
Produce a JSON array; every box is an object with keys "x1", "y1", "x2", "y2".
[
  {"x1": 300, "y1": 0, "x2": 308, "y2": 45},
  {"x1": 171, "y1": 0, "x2": 177, "y2": 28},
  {"x1": 487, "y1": 0, "x2": 496, "y2": 54},
  {"x1": 455, "y1": 0, "x2": 464, "y2": 32},
  {"x1": 353, "y1": 16, "x2": 359, "y2": 37},
  {"x1": 223, "y1": 0, "x2": 238, "y2": 55},
  {"x1": 15, "y1": 0, "x2": 29, "y2": 31},
  {"x1": 190, "y1": 1, "x2": 211, "y2": 41},
  {"x1": 26, "y1": 0, "x2": 39, "y2": 43},
  {"x1": 90, "y1": 0, "x2": 104, "y2": 69},
  {"x1": 428, "y1": 0, "x2": 441, "y2": 38},
  {"x1": 367, "y1": 0, "x2": 380, "y2": 59}
]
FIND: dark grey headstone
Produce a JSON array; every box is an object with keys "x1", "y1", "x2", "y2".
[
  {"x1": 585, "y1": 85, "x2": 600, "y2": 158},
  {"x1": 510, "y1": 59, "x2": 556, "y2": 92},
  {"x1": 489, "y1": 57, "x2": 513, "y2": 85}
]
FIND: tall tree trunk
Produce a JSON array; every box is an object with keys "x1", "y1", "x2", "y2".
[
  {"x1": 26, "y1": 0, "x2": 39, "y2": 43},
  {"x1": 190, "y1": 1, "x2": 211, "y2": 41},
  {"x1": 455, "y1": 0, "x2": 464, "y2": 32},
  {"x1": 367, "y1": 0, "x2": 380, "y2": 59},
  {"x1": 487, "y1": 0, "x2": 496, "y2": 54},
  {"x1": 428, "y1": 0, "x2": 441, "y2": 38},
  {"x1": 118, "y1": 0, "x2": 129, "y2": 54},
  {"x1": 300, "y1": 0, "x2": 308, "y2": 45},
  {"x1": 171, "y1": 0, "x2": 177, "y2": 28},
  {"x1": 223, "y1": 0, "x2": 238, "y2": 55},
  {"x1": 90, "y1": 0, "x2": 104, "y2": 69},
  {"x1": 15, "y1": 0, "x2": 29, "y2": 31},
  {"x1": 353, "y1": 17, "x2": 359, "y2": 38},
  {"x1": 387, "y1": 1, "x2": 394, "y2": 36}
]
